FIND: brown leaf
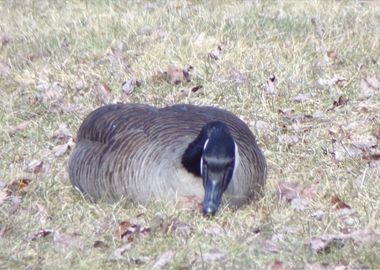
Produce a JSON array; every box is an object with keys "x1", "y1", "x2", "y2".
[
  {"x1": 327, "y1": 50, "x2": 337, "y2": 61},
  {"x1": 26, "y1": 229, "x2": 53, "y2": 241},
  {"x1": 327, "y1": 96, "x2": 349, "y2": 112},
  {"x1": 277, "y1": 182, "x2": 300, "y2": 202},
  {"x1": 166, "y1": 65, "x2": 192, "y2": 85},
  {"x1": 6, "y1": 178, "x2": 31, "y2": 194},
  {"x1": 363, "y1": 153, "x2": 380, "y2": 161},
  {"x1": 151, "y1": 250, "x2": 174, "y2": 270},
  {"x1": 24, "y1": 160, "x2": 44, "y2": 173},
  {"x1": 360, "y1": 76, "x2": 380, "y2": 98},
  {"x1": 278, "y1": 109, "x2": 313, "y2": 123},
  {"x1": 93, "y1": 240, "x2": 109, "y2": 249},
  {"x1": 116, "y1": 220, "x2": 150, "y2": 242},
  {"x1": 308, "y1": 229, "x2": 380, "y2": 253},
  {"x1": 95, "y1": 83, "x2": 113, "y2": 104},
  {"x1": 52, "y1": 124, "x2": 72, "y2": 144},
  {"x1": 52, "y1": 138, "x2": 74, "y2": 157},
  {"x1": 121, "y1": 78, "x2": 140, "y2": 95},
  {"x1": 177, "y1": 85, "x2": 204, "y2": 98},
  {"x1": 331, "y1": 195, "x2": 351, "y2": 210},
  {"x1": 270, "y1": 260, "x2": 292, "y2": 270},
  {"x1": 263, "y1": 75, "x2": 277, "y2": 95},
  {"x1": 109, "y1": 243, "x2": 132, "y2": 261},
  {"x1": 179, "y1": 195, "x2": 202, "y2": 211},
  {"x1": 208, "y1": 45, "x2": 223, "y2": 60},
  {"x1": 8, "y1": 121, "x2": 31, "y2": 136},
  {"x1": 316, "y1": 75, "x2": 347, "y2": 90}
]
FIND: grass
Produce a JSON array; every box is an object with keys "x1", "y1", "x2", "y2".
[{"x1": 1, "y1": 0, "x2": 380, "y2": 269}]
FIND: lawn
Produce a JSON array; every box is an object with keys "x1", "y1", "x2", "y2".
[{"x1": 1, "y1": 0, "x2": 380, "y2": 269}]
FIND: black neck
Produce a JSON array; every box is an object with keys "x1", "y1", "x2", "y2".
[{"x1": 181, "y1": 121, "x2": 234, "y2": 177}]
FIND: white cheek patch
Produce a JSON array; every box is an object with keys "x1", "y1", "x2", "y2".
[
  {"x1": 200, "y1": 139, "x2": 209, "y2": 176},
  {"x1": 233, "y1": 142, "x2": 240, "y2": 176}
]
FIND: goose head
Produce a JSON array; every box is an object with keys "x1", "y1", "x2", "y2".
[{"x1": 182, "y1": 121, "x2": 238, "y2": 216}]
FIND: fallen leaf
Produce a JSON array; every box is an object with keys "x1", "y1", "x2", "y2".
[
  {"x1": 166, "y1": 218, "x2": 193, "y2": 236},
  {"x1": 331, "y1": 195, "x2": 351, "y2": 210},
  {"x1": 24, "y1": 160, "x2": 44, "y2": 173},
  {"x1": 109, "y1": 243, "x2": 132, "y2": 261},
  {"x1": 277, "y1": 182, "x2": 300, "y2": 202},
  {"x1": 52, "y1": 123, "x2": 72, "y2": 144},
  {"x1": 360, "y1": 76, "x2": 380, "y2": 98},
  {"x1": 151, "y1": 250, "x2": 174, "y2": 270},
  {"x1": 8, "y1": 121, "x2": 31, "y2": 136},
  {"x1": 327, "y1": 96, "x2": 349, "y2": 111},
  {"x1": 327, "y1": 50, "x2": 337, "y2": 61},
  {"x1": 95, "y1": 83, "x2": 113, "y2": 104},
  {"x1": 6, "y1": 178, "x2": 31, "y2": 194},
  {"x1": 52, "y1": 138, "x2": 74, "y2": 157},
  {"x1": 278, "y1": 109, "x2": 313, "y2": 123},
  {"x1": 177, "y1": 85, "x2": 204, "y2": 98},
  {"x1": 263, "y1": 75, "x2": 277, "y2": 95},
  {"x1": 167, "y1": 65, "x2": 192, "y2": 85},
  {"x1": 292, "y1": 93, "x2": 316, "y2": 103},
  {"x1": 179, "y1": 195, "x2": 202, "y2": 210},
  {"x1": 94, "y1": 240, "x2": 109, "y2": 249},
  {"x1": 26, "y1": 229, "x2": 53, "y2": 241},
  {"x1": 315, "y1": 75, "x2": 347, "y2": 90},
  {"x1": 270, "y1": 260, "x2": 292, "y2": 270},
  {"x1": 116, "y1": 220, "x2": 150, "y2": 242},
  {"x1": 208, "y1": 45, "x2": 223, "y2": 60},
  {"x1": 121, "y1": 78, "x2": 140, "y2": 95},
  {"x1": 308, "y1": 229, "x2": 380, "y2": 253}
]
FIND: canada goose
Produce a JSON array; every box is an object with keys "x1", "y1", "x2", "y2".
[{"x1": 69, "y1": 103, "x2": 267, "y2": 215}]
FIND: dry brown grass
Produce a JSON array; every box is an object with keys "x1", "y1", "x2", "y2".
[{"x1": 1, "y1": 1, "x2": 380, "y2": 269}]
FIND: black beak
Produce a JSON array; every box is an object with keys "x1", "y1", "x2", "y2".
[{"x1": 202, "y1": 176, "x2": 224, "y2": 216}]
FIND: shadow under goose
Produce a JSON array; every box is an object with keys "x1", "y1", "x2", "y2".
[{"x1": 69, "y1": 103, "x2": 267, "y2": 215}]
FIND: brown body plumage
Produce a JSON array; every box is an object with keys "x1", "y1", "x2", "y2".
[{"x1": 69, "y1": 103, "x2": 266, "y2": 211}]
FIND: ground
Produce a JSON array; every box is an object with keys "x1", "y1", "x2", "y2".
[{"x1": 1, "y1": 1, "x2": 380, "y2": 269}]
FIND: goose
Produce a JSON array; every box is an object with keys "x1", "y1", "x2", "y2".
[{"x1": 69, "y1": 103, "x2": 267, "y2": 215}]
